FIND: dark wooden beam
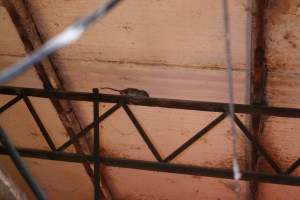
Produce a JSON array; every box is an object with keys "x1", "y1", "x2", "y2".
[
  {"x1": 250, "y1": 0, "x2": 268, "y2": 199},
  {"x1": 1, "y1": 1, "x2": 112, "y2": 199}
]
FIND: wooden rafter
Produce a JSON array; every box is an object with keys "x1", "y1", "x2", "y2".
[
  {"x1": 250, "y1": 0, "x2": 268, "y2": 199},
  {"x1": 1, "y1": 1, "x2": 112, "y2": 199}
]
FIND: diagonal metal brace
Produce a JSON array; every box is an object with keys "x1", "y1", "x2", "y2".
[
  {"x1": 285, "y1": 159, "x2": 300, "y2": 175},
  {"x1": 164, "y1": 112, "x2": 227, "y2": 162},
  {"x1": 234, "y1": 114, "x2": 282, "y2": 174},
  {"x1": 57, "y1": 103, "x2": 121, "y2": 152},
  {"x1": 122, "y1": 104, "x2": 163, "y2": 162},
  {"x1": 23, "y1": 95, "x2": 56, "y2": 151},
  {"x1": 0, "y1": 95, "x2": 22, "y2": 114}
]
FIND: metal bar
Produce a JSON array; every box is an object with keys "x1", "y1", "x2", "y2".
[
  {"x1": 0, "y1": 146, "x2": 92, "y2": 163},
  {"x1": 93, "y1": 89, "x2": 100, "y2": 200},
  {"x1": 57, "y1": 103, "x2": 121, "y2": 151},
  {"x1": 22, "y1": 95, "x2": 56, "y2": 151},
  {"x1": 1, "y1": 86, "x2": 300, "y2": 118},
  {"x1": 101, "y1": 157, "x2": 300, "y2": 186},
  {"x1": 0, "y1": 86, "x2": 94, "y2": 101},
  {"x1": 286, "y1": 159, "x2": 300, "y2": 175},
  {"x1": 122, "y1": 104, "x2": 163, "y2": 162},
  {"x1": 0, "y1": 95, "x2": 22, "y2": 114},
  {"x1": 0, "y1": 146, "x2": 299, "y2": 186},
  {"x1": 0, "y1": 127, "x2": 47, "y2": 200},
  {"x1": 234, "y1": 115, "x2": 282, "y2": 174},
  {"x1": 164, "y1": 113, "x2": 227, "y2": 162}
]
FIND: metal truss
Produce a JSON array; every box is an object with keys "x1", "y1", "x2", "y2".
[{"x1": 0, "y1": 86, "x2": 300, "y2": 199}]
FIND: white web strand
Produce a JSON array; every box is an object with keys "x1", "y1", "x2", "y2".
[
  {"x1": 0, "y1": 26, "x2": 84, "y2": 84},
  {"x1": 222, "y1": 0, "x2": 242, "y2": 199},
  {"x1": 0, "y1": 0, "x2": 121, "y2": 84}
]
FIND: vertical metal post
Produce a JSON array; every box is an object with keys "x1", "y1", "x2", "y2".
[
  {"x1": 0, "y1": 126, "x2": 47, "y2": 200},
  {"x1": 93, "y1": 88, "x2": 100, "y2": 200}
]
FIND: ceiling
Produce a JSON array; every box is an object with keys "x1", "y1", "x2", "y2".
[{"x1": 0, "y1": 0, "x2": 299, "y2": 199}]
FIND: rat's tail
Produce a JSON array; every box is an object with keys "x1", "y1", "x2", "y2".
[{"x1": 100, "y1": 87, "x2": 121, "y2": 92}]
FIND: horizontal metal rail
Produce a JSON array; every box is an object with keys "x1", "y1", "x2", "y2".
[
  {"x1": 0, "y1": 146, "x2": 299, "y2": 186},
  {"x1": 1, "y1": 86, "x2": 300, "y2": 118},
  {"x1": 1, "y1": 86, "x2": 300, "y2": 190}
]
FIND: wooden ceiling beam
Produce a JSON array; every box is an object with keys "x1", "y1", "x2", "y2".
[
  {"x1": 1, "y1": 1, "x2": 112, "y2": 199},
  {"x1": 249, "y1": 0, "x2": 268, "y2": 199}
]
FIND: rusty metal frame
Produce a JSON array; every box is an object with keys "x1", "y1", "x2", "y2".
[{"x1": 0, "y1": 86, "x2": 300, "y2": 199}]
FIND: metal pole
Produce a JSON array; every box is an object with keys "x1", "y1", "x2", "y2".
[
  {"x1": 1, "y1": 86, "x2": 300, "y2": 118},
  {"x1": 0, "y1": 146, "x2": 299, "y2": 186},
  {"x1": 93, "y1": 88, "x2": 100, "y2": 200},
  {"x1": 0, "y1": 127, "x2": 47, "y2": 200}
]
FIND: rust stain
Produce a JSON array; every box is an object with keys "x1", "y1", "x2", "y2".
[
  {"x1": 30, "y1": 131, "x2": 38, "y2": 137},
  {"x1": 283, "y1": 32, "x2": 298, "y2": 48},
  {"x1": 267, "y1": 0, "x2": 291, "y2": 24},
  {"x1": 288, "y1": 40, "x2": 297, "y2": 48},
  {"x1": 122, "y1": 25, "x2": 132, "y2": 31},
  {"x1": 129, "y1": 145, "x2": 142, "y2": 151},
  {"x1": 191, "y1": 175, "x2": 203, "y2": 181},
  {"x1": 101, "y1": 147, "x2": 131, "y2": 159},
  {"x1": 165, "y1": 177, "x2": 177, "y2": 184}
]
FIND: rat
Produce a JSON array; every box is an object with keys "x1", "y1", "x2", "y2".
[{"x1": 101, "y1": 87, "x2": 150, "y2": 98}]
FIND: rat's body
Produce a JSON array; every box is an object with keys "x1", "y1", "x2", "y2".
[{"x1": 101, "y1": 87, "x2": 150, "y2": 98}]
